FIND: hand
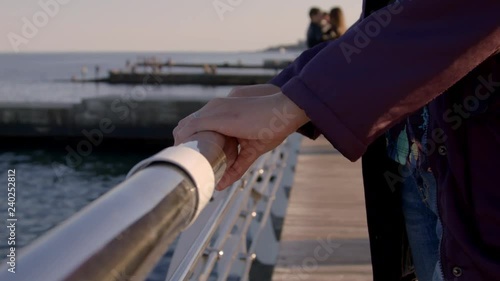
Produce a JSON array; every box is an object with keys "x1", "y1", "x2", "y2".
[
  {"x1": 181, "y1": 131, "x2": 239, "y2": 183},
  {"x1": 173, "y1": 92, "x2": 309, "y2": 190}
]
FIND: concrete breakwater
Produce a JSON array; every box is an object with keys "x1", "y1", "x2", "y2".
[
  {"x1": 0, "y1": 96, "x2": 207, "y2": 147},
  {"x1": 69, "y1": 59, "x2": 290, "y2": 85},
  {"x1": 106, "y1": 72, "x2": 274, "y2": 86}
]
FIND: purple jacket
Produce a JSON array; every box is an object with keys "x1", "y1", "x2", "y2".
[{"x1": 271, "y1": 0, "x2": 500, "y2": 280}]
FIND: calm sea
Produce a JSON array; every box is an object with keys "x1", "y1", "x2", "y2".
[{"x1": 0, "y1": 51, "x2": 300, "y2": 280}]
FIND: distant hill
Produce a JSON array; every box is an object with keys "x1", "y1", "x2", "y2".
[{"x1": 263, "y1": 40, "x2": 306, "y2": 52}]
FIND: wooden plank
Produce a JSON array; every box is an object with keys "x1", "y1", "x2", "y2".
[{"x1": 272, "y1": 137, "x2": 373, "y2": 281}]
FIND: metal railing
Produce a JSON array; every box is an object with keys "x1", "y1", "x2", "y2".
[{"x1": 0, "y1": 132, "x2": 301, "y2": 281}]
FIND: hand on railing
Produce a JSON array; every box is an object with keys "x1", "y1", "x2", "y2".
[
  {"x1": 181, "y1": 131, "x2": 238, "y2": 189},
  {"x1": 173, "y1": 89, "x2": 309, "y2": 191}
]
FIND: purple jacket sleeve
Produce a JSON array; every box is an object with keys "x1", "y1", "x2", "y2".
[
  {"x1": 277, "y1": 0, "x2": 500, "y2": 161},
  {"x1": 269, "y1": 43, "x2": 330, "y2": 139},
  {"x1": 270, "y1": 17, "x2": 362, "y2": 88},
  {"x1": 269, "y1": 19, "x2": 362, "y2": 139},
  {"x1": 270, "y1": 42, "x2": 330, "y2": 87}
]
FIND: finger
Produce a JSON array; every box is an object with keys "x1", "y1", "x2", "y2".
[
  {"x1": 215, "y1": 158, "x2": 252, "y2": 190},
  {"x1": 216, "y1": 173, "x2": 237, "y2": 191},
  {"x1": 173, "y1": 124, "x2": 189, "y2": 146},
  {"x1": 173, "y1": 126, "x2": 181, "y2": 146},
  {"x1": 176, "y1": 116, "x2": 230, "y2": 143},
  {"x1": 222, "y1": 137, "x2": 239, "y2": 168},
  {"x1": 173, "y1": 112, "x2": 201, "y2": 145},
  {"x1": 173, "y1": 120, "x2": 188, "y2": 146},
  {"x1": 217, "y1": 168, "x2": 242, "y2": 191},
  {"x1": 216, "y1": 145, "x2": 260, "y2": 190}
]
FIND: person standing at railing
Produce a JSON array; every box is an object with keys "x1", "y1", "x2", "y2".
[
  {"x1": 324, "y1": 7, "x2": 346, "y2": 41},
  {"x1": 173, "y1": 0, "x2": 499, "y2": 280},
  {"x1": 306, "y1": 7, "x2": 326, "y2": 48}
]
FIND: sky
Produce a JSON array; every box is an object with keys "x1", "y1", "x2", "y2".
[{"x1": 0, "y1": 0, "x2": 362, "y2": 53}]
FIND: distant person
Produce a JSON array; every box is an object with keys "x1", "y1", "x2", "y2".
[
  {"x1": 203, "y1": 64, "x2": 217, "y2": 75},
  {"x1": 80, "y1": 66, "x2": 88, "y2": 80},
  {"x1": 326, "y1": 7, "x2": 347, "y2": 40},
  {"x1": 95, "y1": 65, "x2": 100, "y2": 79},
  {"x1": 306, "y1": 7, "x2": 324, "y2": 48}
]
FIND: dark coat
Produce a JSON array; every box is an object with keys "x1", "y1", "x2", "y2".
[
  {"x1": 271, "y1": 0, "x2": 500, "y2": 279},
  {"x1": 306, "y1": 22, "x2": 324, "y2": 48},
  {"x1": 359, "y1": 1, "x2": 416, "y2": 280}
]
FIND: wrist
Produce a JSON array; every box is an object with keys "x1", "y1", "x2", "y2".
[
  {"x1": 228, "y1": 84, "x2": 280, "y2": 98},
  {"x1": 274, "y1": 92, "x2": 310, "y2": 133}
]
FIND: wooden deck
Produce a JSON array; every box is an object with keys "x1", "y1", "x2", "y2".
[{"x1": 272, "y1": 137, "x2": 373, "y2": 281}]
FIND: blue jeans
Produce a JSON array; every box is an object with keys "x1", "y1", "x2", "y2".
[{"x1": 401, "y1": 169, "x2": 443, "y2": 281}]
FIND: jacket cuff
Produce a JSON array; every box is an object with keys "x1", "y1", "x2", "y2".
[
  {"x1": 269, "y1": 69, "x2": 292, "y2": 88},
  {"x1": 281, "y1": 77, "x2": 367, "y2": 161},
  {"x1": 296, "y1": 122, "x2": 321, "y2": 140},
  {"x1": 270, "y1": 72, "x2": 320, "y2": 139}
]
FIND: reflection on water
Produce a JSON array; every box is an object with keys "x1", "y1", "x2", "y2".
[{"x1": 0, "y1": 147, "x2": 175, "y2": 280}]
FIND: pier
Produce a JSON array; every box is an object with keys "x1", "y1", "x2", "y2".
[
  {"x1": 272, "y1": 137, "x2": 371, "y2": 281},
  {"x1": 69, "y1": 59, "x2": 292, "y2": 86}
]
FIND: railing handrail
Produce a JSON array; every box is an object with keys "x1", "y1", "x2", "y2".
[
  {"x1": 0, "y1": 132, "x2": 301, "y2": 281},
  {"x1": 165, "y1": 134, "x2": 301, "y2": 281},
  {"x1": 0, "y1": 132, "x2": 228, "y2": 281}
]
